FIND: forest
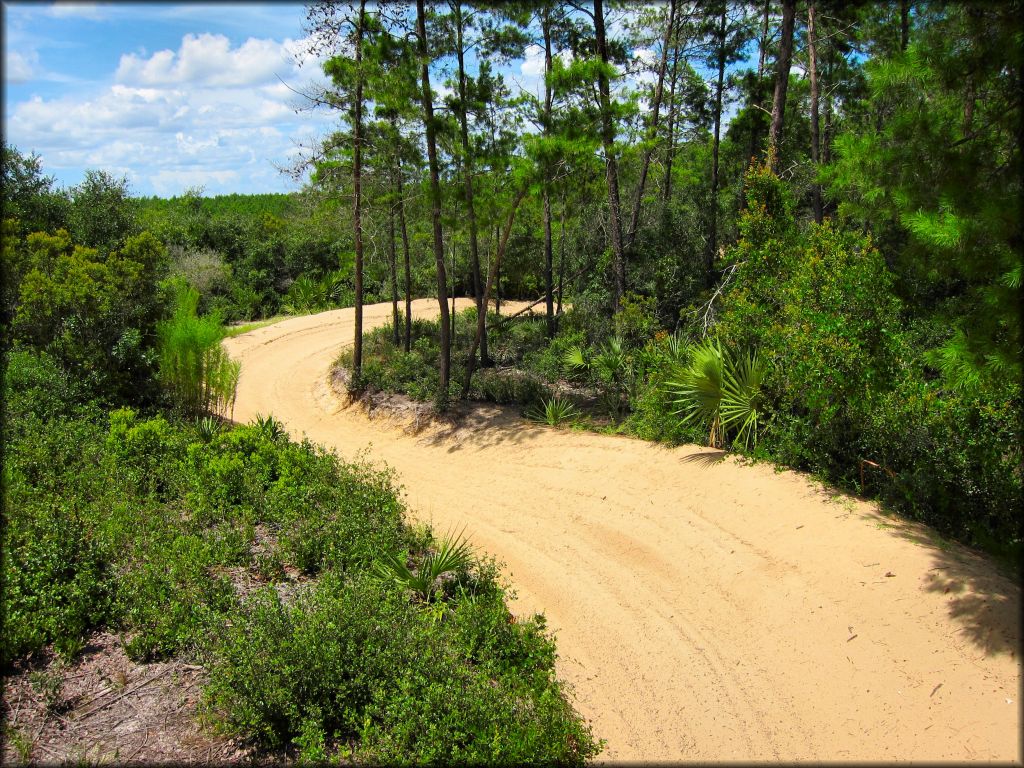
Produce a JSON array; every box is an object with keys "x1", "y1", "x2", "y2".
[{"x1": 2, "y1": 0, "x2": 1021, "y2": 763}]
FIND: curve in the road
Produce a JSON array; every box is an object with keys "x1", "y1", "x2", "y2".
[{"x1": 224, "y1": 299, "x2": 1021, "y2": 763}]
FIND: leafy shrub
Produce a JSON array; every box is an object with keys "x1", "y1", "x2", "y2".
[
  {"x1": 115, "y1": 529, "x2": 237, "y2": 661},
  {"x1": 168, "y1": 245, "x2": 232, "y2": 298},
  {"x1": 715, "y1": 163, "x2": 901, "y2": 475},
  {"x1": 475, "y1": 368, "x2": 550, "y2": 408},
  {"x1": 11, "y1": 229, "x2": 166, "y2": 403},
  {"x1": 202, "y1": 573, "x2": 600, "y2": 765},
  {"x1": 523, "y1": 326, "x2": 587, "y2": 381},
  {"x1": 861, "y1": 372, "x2": 1022, "y2": 551},
  {"x1": 3, "y1": 496, "x2": 112, "y2": 663}
]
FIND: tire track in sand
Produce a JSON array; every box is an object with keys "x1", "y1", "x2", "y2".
[{"x1": 225, "y1": 300, "x2": 1021, "y2": 763}]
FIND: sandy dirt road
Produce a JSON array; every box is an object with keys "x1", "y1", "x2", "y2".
[{"x1": 225, "y1": 300, "x2": 1021, "y2": 763}]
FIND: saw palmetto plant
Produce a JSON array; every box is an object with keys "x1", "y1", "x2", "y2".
[
  {"x1": 666, "y1": 338, "x2": 766, "y2": 449},
  {"x1": 372, "y1": 529, "x2": 474, "y2": 603}
]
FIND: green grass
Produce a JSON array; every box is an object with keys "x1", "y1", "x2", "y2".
[{"x1": 224, "y1": 314, "x2": 291, "y2": 337}]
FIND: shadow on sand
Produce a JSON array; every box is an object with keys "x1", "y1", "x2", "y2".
[
  {"x1": 821, "y1": 486, "x2": 1021, "y2": 658},
  {"x1": 680, "y1": 449, "x2": 729, "y2": 468}
]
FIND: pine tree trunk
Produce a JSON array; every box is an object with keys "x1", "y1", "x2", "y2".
[
  {"x1": 663, "y1": 47, "x2": 681, "y2": 205},
  {"x1": 396, "y1": 158, "x2": 412, "y2": 353},
  {"x1": 351, "y1": 0, "x2": 366, "y2": 385},
  {"x1": 823, "y1": 55, "x2": 833, "y2": 167},
  {"x1": 768, "y1": 0, "x2": 796, "y2": 173},
  {"x1": 900, "y1": 0, "x2": 909, "y2": 52},
  {"x1": 454, "y1": 3, "x2": 489, "y2": 366},
  {"x1": 708, "y1": 5, "x2": 727, "y2": 287},
  {"x1": 416, "y1": 0, "x2": 450, "y2": 402},
  {"x1": 388, "y1": 186, "x2": 400, "y2": 346},
  {"x1": 808, "y1": 0, "x2": 823, "y2": 224},
  {"x1": 594, "y1": 0, "x2": 627, "y2": 311},
  {"x1": 557, "y1": 186, "x2": 567, "y2": 317},
  {"x1": 542, "y1": 8, "x2": 555, "y2": 338},
  {"x1": 742, "y1": 0, "x2": 771, "y2": 213},
  {"x1": 625, "y1": 0, "x2": 676, "y2": 251}
]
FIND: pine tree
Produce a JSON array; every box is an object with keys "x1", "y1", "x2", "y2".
[{"x1": 825, "y1": 1, "x2": 1022, "y2": 388}]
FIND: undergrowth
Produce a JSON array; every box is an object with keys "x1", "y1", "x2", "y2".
[{"x1": 2, "y1": 348, "x2": 601, "y2": 764}]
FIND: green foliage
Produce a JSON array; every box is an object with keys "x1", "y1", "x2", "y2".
[
  {"x1": 10, "y1": 228, "x2": 166, "y2": 402},
  {"x1": 859, "y1": 351, "x2": 1022, "y2": 550},
  {"x1": 1, "y1": 143, "x2": 69, "y2": 236},
  {"x1": 714, "y1": 164, "x2": 901, "y2": 469},
  {"x1": 157, "y1": 282, "x2": 240, "y2": 417},
  {"x1": 527, "y1": 396, "x2": 577, "y2": 427},
  {"x1": 67, "y1": 169, "x2": 139, "y2": 253},
  {"x1": 372, "y1": 529, "x2": 474, "y2": 603},
  {"x1": 251, "y1": 412, "x2": 286, "y2": 442},
  {"x1": 350, "y1": 313, "x2": 555, "y2": 410},
  {"x1": 824, "y1": 3, "x2": 1022, "y2": 391},
  {"x1": 475, "y1": 368, "x2": 551, "y2": 409},
  {"x1": 196, "y1": 415, "x2": 223, "y2": 442},
  {"x1": 666, "y1": 338, "x2": 766, "y2": 450},
  {"x1": 201, "y1": 572, "x2": 599, "y2": 764}
]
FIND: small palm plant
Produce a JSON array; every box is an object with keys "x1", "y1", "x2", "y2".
[
  {"x1": 283, "y1": 274, "x2": 321, "y2": 315},
  {"x1": 527, "y1": 396, "x2": 577, "y2": 426},
  {"x1": 372, "y1": 529, "x2": 474, "y2": 603},
  {"x1": 562, "y1": 345, "x2": 588, "y2": 377},
  {"x1": 666, "y1": 338, "x2": 766, "y2": 449},
  {"x1": 196, "y1": 415, "x2": 222, "y2": 442},
  {"x1": 252, "y1": 412, "x2": 286, "y2": 442}
]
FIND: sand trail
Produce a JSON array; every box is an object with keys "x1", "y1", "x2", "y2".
[{"x1": 225, "y1": 300, "x2": 1021, "y2": 763}]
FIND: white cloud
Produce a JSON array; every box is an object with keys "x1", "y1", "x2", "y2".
[
  {"x1": 5, "y1": 49, "x2": 38, "y2": 83},
  {"x1": 521, "y1": 45, "x2": 545, "y2": 77},
  {"x1": 633, "y1": 47, "x2": 655, "y2": 67},
  {"x1": 116, "y1": 32, "x2": 309, "y2": 88},
  {"x1": 46, "y1": 2, "x2": 106, "y2": 20}
]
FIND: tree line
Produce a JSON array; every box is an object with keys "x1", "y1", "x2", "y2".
[{"x1": 295, "y1": 0, "x2": 1020, "y2": 410}]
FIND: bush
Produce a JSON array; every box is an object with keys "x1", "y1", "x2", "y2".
[
  {"x1": 715, "y1": 163, "x2": 901, "y2": 476},
  {"x1": 5, "y1": 313, "x2": 601, "y2": 757},
  {"x1": 861, "y1": 373, "x2": 1022, "y2": 551},
  {"x1": 474, "y1": 368, "x2": 551, "y2": 408},
  {"x1": 11, "y1": 229, "x2": 166, "y2": 403},
  {"x1": 202, "y1": 572, "x2": 600, "y2": 765}
]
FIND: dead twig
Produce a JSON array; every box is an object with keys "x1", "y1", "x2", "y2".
[
  {"x1": 859, "y1": 458, "x2": 896, "y2": 489},
  {"x1": 73, "y1": 669, "x2": 167, "y2": 722}
]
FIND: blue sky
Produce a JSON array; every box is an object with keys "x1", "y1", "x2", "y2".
[
  {"x1": 3, "y1": 2, "x2": 353, "y2": 196},
  {"x1": 3, "y1": 2, "x2": 731, "y2": 198}
]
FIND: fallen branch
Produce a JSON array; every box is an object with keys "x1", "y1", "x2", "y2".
[
  {"x1": 72, "y1": 669, "x2": 166, "y2": 722},
  {"x1": 859, "y1": 458, "x2": 896, "y2": 489}
]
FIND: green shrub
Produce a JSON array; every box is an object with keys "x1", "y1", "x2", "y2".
[
  {"x1": 4, "y1": 350, "x2": 600, "y2": 760},
  {"x1": 3, "y1": 497, "x2": 112, "y2": 663},
  {"x1": 715, "y1": 163, "x2": 901, "y2": 475},
  {"x1": 202, "y1": 573, "x2": 600, "y2": 765},
  {"x1": 115, "y1": 530, "x2": 237, "y2": 661},
  {"x1": 10, "y1": 229, "x2": 165, "y2": 403},
  {"x1": 862, "y1": 374, "x2": 1022, "y2": 551},
  {"x1": 474, "y1": 368, "x2": 550, "y2": 408}
]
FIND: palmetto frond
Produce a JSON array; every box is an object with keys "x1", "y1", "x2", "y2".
[
  {"x1": 666, "y1": 338, "x2": 766, "y2": 449},
  {"x1": 372, "y1": 528, "x2": 474, "y2": 603}
]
